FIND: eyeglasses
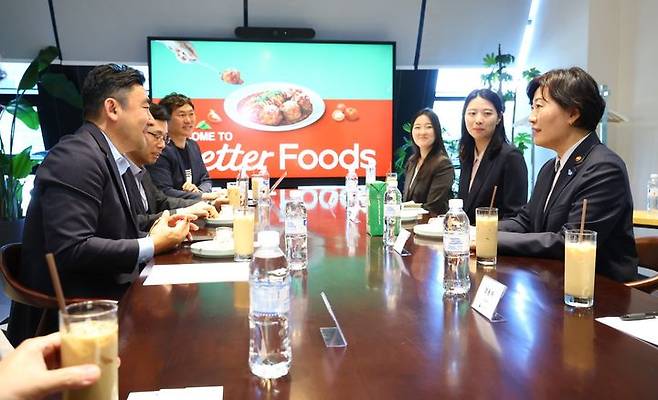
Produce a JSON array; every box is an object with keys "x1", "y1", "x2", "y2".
[
  {"x1": 145, "y1": 131, "x2": 170, "y2": 145},
  {"x1": 108, "y1": 63, "x2": 128, "y2": 72}
]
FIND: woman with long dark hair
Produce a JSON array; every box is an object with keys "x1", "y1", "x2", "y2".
[
  {"x1": 457, "y1": 88, "x2": 528, "y2": 222},
  {"x1": 402, "y1": 108, "x2": 454, "y2": 214}
]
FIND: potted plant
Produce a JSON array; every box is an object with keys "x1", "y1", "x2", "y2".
[{"x1": 0, "y1": 46, "x2": 81, "y2": 243}]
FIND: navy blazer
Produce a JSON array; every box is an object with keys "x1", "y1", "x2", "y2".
[
  {"x1": 9, "y1": 122, "x2": 143, "y2": 344},
  {"x1": 458, "y1": 142, "x2": 528, "y2": 223},
  {"x1": 147, "y1": 139, "x2": 212, "y2": 199},
  {"x1": 402, "y1": 152, "x2": 454, "y2": 214},
  {"x1": 498, "y1": 133, "x2": 637, "y2": 282}
]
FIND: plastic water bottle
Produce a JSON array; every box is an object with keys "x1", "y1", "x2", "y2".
[
  {"x1": 383, "y1": 176, "x2": 402, "y2": 248},
  {"x1": 443, "y1": 198, "x2": 471, "y2": 295},
  {"x1": 647, "y1": 173, "x2": 658, "y2": 213},
  {"x1": 345, "y1": 167, "x2": 359, "y2": 221},
  {"x1": 285, "y1": 190, "x2": 308, "y2": 271},
  {"x1": 365, "y1": 161, "x2": 376, "y2": 185},
  {"x1": 258, "y1": 166, "x2": 270, "y2": 205},
  {"x1": 237, "y1": 167, "x2": 249, "y2": 207},
  {"x1": 249, "y1": 230, "x2": 291, "y2": 379}
]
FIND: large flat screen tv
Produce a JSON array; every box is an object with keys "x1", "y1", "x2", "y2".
[{"x1": 148, "y1": 37, "x2": 394, "y2": 179}]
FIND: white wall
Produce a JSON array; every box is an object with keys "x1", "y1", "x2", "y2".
[{"x1": 522, "y1": 0, "x2": 591, "y2": 185}]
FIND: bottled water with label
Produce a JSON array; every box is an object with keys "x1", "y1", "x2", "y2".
[
  {"x1": 258, "y1": 166, "x2": 270, "y2": 206},
  {"x1": 249, "y1": 230, "x2": 291, "y2": 379},
  {"x1": 443, "y1": 198, "x2": 471, "y2": 295},
  {"x1": 383, "y1": 176, "x2": 402, "y2": 248},
  {"x1": 365, "y1": 161, "x2": 376, "y2": 185},
  {"x1": 647, "y1": 173, "x2": 658, "y2": 213},
  {"x1": 285, "y1": 190, "x2": 308, "y2": 271},
  {"x1": 345, "y1": 167, "x2": 359, "y2": 221}
]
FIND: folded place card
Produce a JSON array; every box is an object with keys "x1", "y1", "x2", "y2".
[
  {"x1": 393, "y1": 228, "x2": 411, "y2": 255},
  {"x1": 143, "y1": 263, "x2": 249, "y2": 286},
  {"x1": 471, "y1": 275, "x2": 507, "y2": 322}
]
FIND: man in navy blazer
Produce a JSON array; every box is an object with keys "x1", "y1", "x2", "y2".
[
  {"x1": 498, "y1": 67, "x2": 637, "y2": 283},
  {"x1": 8, "y1": 64, "x2": 193, "y2": 345},
  {"x1": 147, "y1": 93, "x2": 218, "y2": 200}
]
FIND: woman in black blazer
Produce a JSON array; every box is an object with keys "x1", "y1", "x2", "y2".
[
  {"x1": 498, "y1": 67, "x2": 637, "y2": 282},
  {"x1": 402, "y1": 108, "x2": 454, "y2": 214},
  {"x1": 457, "y1": 89, "x2": 528, "y2": 222}
]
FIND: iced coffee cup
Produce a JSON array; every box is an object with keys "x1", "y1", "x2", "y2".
[
  {"x1": 234, "y1": 207, "x2": 255, "y2": 261},
  {"x1": 564, "y1": 230, "x2": 597, "y2": 308},
  {"x1": 475, "y1": 207, "x2": 498, "y2": 267},
  {"x1": 60, "y1": 300, "x2": 118, "y2": 400},
  {"x1": 228, "y1": 182, "x2": 241, "y2": 208}
]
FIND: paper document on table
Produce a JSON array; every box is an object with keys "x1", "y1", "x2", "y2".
[
  {"x1": 596, "y1": 316, "x2": 658, "y2": 346},
  {"x1": 143, "y1": 263, "x2": 249, "y2": 286},
  {"x1": 128, "y1": 386, "x2": 223, "y2": 399}
]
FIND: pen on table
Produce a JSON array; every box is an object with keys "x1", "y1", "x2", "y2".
[{"x1": 620, "y1": 311, "x2": 658, "y2": 321}]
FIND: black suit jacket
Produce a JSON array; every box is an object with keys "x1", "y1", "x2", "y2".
[
  {"x1": 147, "y1": 139, "x2": 212, "y2": 199},
  {"x1": 9, "y1": 122, "x2": 143, "y2": 344},
  {"x1": 458, "y1": 142, "x2": 528, "y2": 223},
  {"x1": 135, "y1": 170, "x2": 198, "y2": 231},
  {"x1": 498, "y1": 133, "x2": 637, "y2": 282},
  {"x1": 402, "y1": 152, "x2": 454, "y2": 214}
]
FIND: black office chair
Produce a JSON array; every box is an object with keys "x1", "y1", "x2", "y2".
[
  {"x1": 0, "y1": 243, "x2": 92, "y2": 336},
  {"x1": 625, "y1": 237, "x2": 658, "y2": 293}
]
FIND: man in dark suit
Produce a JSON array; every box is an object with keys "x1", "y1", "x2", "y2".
[
  {"x1": 147, "y1": 93, "x2": 218, "y2": 200},
  {"x1": 498, "y1": 67, "x2": 637, "y2": 282},
  {"x1": 125, "y1": 103, "x2": 219, "y2": 231},
  {"x1": 8, "y1": 64, "x2": 193, "y2": 345}
]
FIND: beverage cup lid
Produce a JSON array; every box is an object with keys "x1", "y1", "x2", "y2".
[
  {"x1": 257, "y1": 230, "x2": 280, "y2": 247},
  {"x1": 449, "y1": 198, "x2": 463, "y2": 209}
]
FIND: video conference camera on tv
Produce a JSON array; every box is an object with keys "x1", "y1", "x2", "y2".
[{"x1": 234, "y1": 26, "x2": 316, "y2": 40}]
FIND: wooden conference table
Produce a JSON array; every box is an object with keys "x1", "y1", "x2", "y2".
[
  {"x1": 118, "y1": 189, "x2": 658, "y2": 399},
  {"x1": 634, "y1": 210, "x2": 658, "y2": 229}
]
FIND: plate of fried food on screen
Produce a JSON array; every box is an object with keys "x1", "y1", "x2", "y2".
[{"x1": 224, "y1": 82, "x2": 325, "y2": 131}]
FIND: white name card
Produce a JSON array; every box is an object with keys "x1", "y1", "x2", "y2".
[
  {"x1": 471, "y1": 275, "x2": 507, "y2": 322},
  {"x1": 393, "y1": 228, "x2": 411, "y2": 255}
]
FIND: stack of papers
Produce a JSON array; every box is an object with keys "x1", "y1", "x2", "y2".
[
  {"x1": 143, "y1": 263, "x2": 249, "y2": 286},
  {"x1": 128, "y1": 386, "x2": 223, "y2": 399},
  {"x1": 596, "y1": 317, "x2": 658, "y2": 346}
]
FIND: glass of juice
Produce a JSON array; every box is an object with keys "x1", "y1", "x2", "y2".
[
  {"x1": 60, "y1": 300, "x2": 119, "y2": 400},
  {"x1": 234, "y1": 207, "x2": 255, "y2": 261},
  {"x1": 475, "y1": 207, "x2": 498, "y2": 267},
  {"x1": 227, "y1": 182, "x2": 241, "y2": 208},
  {"x1": 564, "y1": 230, "x2": 597, "y2": 308}
]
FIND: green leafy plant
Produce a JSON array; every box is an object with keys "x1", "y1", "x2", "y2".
[
  {"x1": 0, "y1": 46, "x2": 82, "y2": 220},
  {"x1": 481, "y1": 44, "x2": 516, "y2": 102},
  {"x1": 512, "y1": 132, "x2": 533, "y2": 155}
]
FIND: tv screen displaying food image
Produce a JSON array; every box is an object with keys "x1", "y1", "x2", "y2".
[{"x1": 148, "y1": 38, "x2": 394, "y2": 179}]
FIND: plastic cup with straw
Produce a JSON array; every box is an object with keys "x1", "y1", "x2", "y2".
[
  {"x1": 476, "y1": 185, "x2": 499, "y2": 266},
  {"x1": 564, "y1": 199, "x2": 597, "y2": 308},
  {"x1": 47, "y1": 254, "x2": 120, "y2": 399}
]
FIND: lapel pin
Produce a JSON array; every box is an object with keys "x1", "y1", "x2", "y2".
[
  {"x1": 567, "y1": 169, "x2": 573, "y2": 176},
  {"x1": 575, "y1": 155, "x2": 583, "y2": 163}
]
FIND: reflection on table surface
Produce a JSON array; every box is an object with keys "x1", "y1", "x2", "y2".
[{"x1": 119, "y1": 189, "x2": 658, "y2": 399}]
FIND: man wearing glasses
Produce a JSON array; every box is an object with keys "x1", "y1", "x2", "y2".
[
  {"x1": 125, "y1": 102, "x2": 219, "y2": 231},
  {"x1": 8, "y1": 64, "x2": 193, "y2": 345},
  {"x1": 147, "y1": 93, "x2": 219, "y2": 200}
]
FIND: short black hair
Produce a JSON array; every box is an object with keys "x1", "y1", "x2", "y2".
[
  {"x1": 159, "y1": 92, "x2": 194, "y2": 115},
  {"x1": 527, "y1": 67, "x2": 605, "y2": 132},
  {"x1": 149, "y1": 102, "x2": 170, "y2": 122},
  {"x1": 82, "y1": 63, "x2": 145, "y2": 119}
]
